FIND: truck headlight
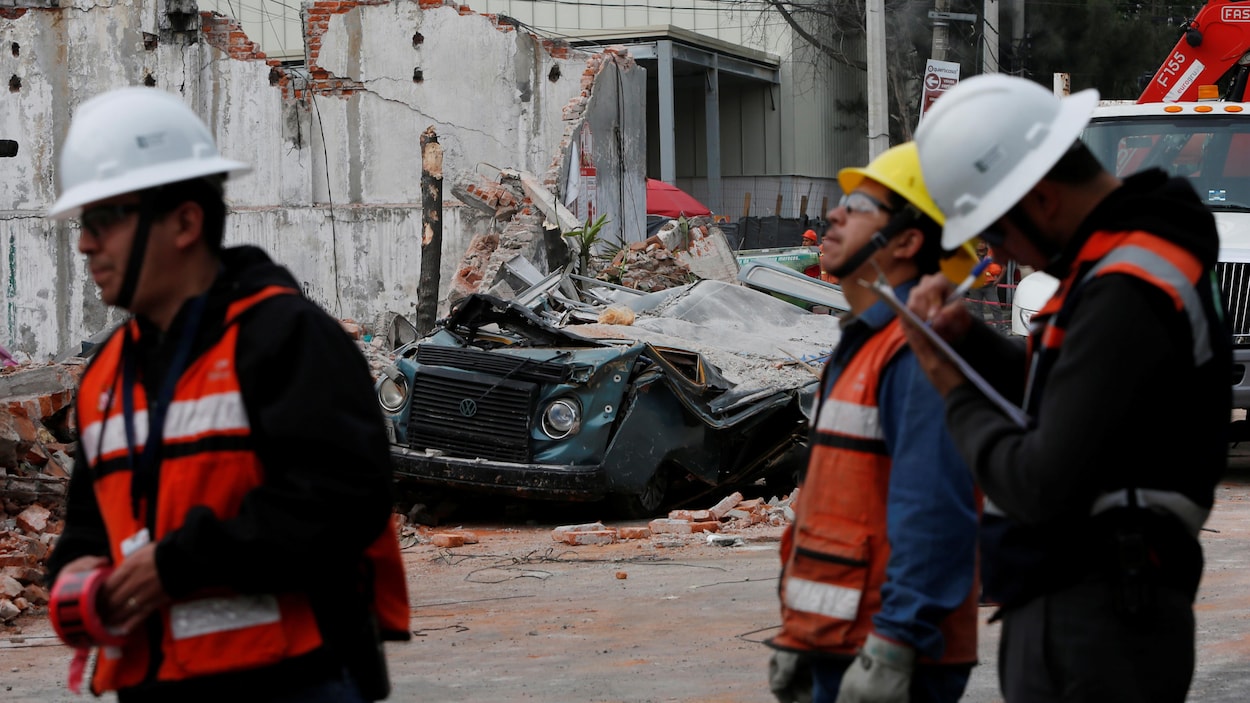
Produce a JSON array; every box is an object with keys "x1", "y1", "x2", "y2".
[
  {"x1": 376, "y1": 367, "x2": 409, "y2": 414},
  {"x1": 540, "y1": 398, "x2": 581, "y2": 439}
]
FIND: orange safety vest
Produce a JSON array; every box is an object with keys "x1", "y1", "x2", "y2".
[
  {"x1": 1025, "y1": 230, "x2": 1215, "y2": 410},
  {"x1": 773, "y1": 320, "x2": 978, "y2": 664},
  {"x1": 76, "y1": 286, "x2": 409, "y2": 693}
]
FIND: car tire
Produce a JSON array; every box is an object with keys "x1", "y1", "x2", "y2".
[{"x1": 608, "y1": 466, "x2": 669, "y2": 519}]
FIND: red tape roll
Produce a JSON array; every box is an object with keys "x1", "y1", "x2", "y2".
[{"x1": 50, "y1": 567, "x2": 126, "y2": 649}]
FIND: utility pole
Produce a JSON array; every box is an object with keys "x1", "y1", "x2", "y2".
[
  {"x1": 983, "y1": 0, "x2": 999, "y2": 74},
  {"x1": 867, "y1": 0, "x2": 889, "y2": 158},
  {"x1": 933, "y1": 0, "x2": 951, "y2": 61}
]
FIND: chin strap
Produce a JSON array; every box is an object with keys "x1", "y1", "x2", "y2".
[
  {"x1": 115, "y1": 190, "x2": 160, "y2": 311},
  {"x1": 826, "y1": 206, "x2": 921, "y2": 280}
]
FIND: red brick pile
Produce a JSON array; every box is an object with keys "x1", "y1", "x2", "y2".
[
  {"x1": 548, "y1": 490, "x2": 799, "y2": 546},
  {"x1": 0, "y1": 360, "x2": 82, "y2": 626}
]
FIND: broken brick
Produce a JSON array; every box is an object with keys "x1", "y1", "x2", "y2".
[
  {"x1": 16, "y1": 504, "x2": 50, "y2": 533},
  {"x1": 21, "y1": 583, "x2": 48, "y2": 605},
  {"x1": 431, "y1": 533, "x2": 465, "y2": 548},
  {"x1": 617, "y1": 526, "x2": 651, "y2": 540},
  {"x1": 551, "y1": 522, "x2": 606, "y2": 541},
  {"x1": 668, "y1": 509, "x2": 713, "y2": 523},
  {"x1": 709, "y1": 492, "x2": 744, "y2": 519},
  {"x1": 559, "y1": 530, "x2": 616, "y2": 546},
  {"x1": 648, "y1": 519, "x2": 696, "y2": 535}
]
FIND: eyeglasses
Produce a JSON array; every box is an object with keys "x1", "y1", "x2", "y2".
[
  {"x1": 79, "y1": 203, "x2": 141, "y2": 238},
  {"x1": 838, "y1": 191, "x2": 895, "y2": 217}
]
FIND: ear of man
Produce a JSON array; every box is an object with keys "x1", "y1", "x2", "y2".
[
  {"x1": 892, "y1": 226, "x2": 926, "y2": 260},
  {"x1": 169, "y1": 200, "x2": 207, "y2": 251}
]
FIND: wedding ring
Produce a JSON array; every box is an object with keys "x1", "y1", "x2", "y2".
[{"x1": 126, "y1": 597, "x2": 138, "y2": 610}]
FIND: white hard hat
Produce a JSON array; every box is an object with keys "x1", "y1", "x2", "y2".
[
  {"x1": 915, "y1": 74, "x2": 1100, "y2": 250},
  {"x1": 47, "y1": 87, "x2": 250, "y2": 219}
]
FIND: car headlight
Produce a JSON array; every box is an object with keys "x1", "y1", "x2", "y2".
[
  {"x1": 540, "y1": 398, "x2": 581, "y2": 439},
  {"x1": 376, "y1": 367, "x2": 409, "y2": 414},
  {"x1": 1018, "y1": 307, "x2": 1038, "y2": 330}
]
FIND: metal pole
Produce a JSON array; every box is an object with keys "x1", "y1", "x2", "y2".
[
  {"x1": 983, "y1": 0, "x2": 999, "y2": 74},
  {"x1": 657, "y1": 41, "x2": 677, "y2": 184},
  {"x1": 933, "y1": 0, "x2": 951, "y2": 61},
  {"x1": 867, "y1": 0, "x2": 889, "y2": 158}
]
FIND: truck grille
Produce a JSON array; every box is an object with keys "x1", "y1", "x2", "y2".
[
  {"x1": 1218, "y1": 262, "x2": 1250, "y2": 346},
  {"x1": 405, "y1": 366, "x2": 535, "y2": 462}
]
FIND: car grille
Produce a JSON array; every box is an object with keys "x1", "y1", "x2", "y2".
[
  {"x1": 416, "y1": 345, "x2": 570, "y2": 383},
  {"x1": 405, "y1": 366, "x2": 535, "y2": 462},
  {"x1": 1218, "y1": 262, "x2": 1250, "y2": 346}
]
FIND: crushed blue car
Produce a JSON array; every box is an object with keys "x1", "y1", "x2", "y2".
[{"x1": 375, "y1": 279, "x2": 840, "y2": 516}]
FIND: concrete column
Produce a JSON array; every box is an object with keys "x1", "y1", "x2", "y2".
[
  {"x1": 933, "y1": 0, "x2": 951, "y2": 60},
  {"x1": 704, "y1": 60, "x2": 722, "y2": 214},
  {"x1": 866, "y1": 0, "x2": 888, "y2": 158},
  {"x1": 657, "y1": 40, "x2": 677, "y2": 184},
  {"x1": 983, "y1": 0, "x2": 999, "y2": 74}
]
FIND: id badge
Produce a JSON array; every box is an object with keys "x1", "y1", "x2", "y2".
[{"x1": 120, "y1": 528, "x2": 151, "y2": 559}]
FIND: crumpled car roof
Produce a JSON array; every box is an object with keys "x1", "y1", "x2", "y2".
[{"x1": 567, "y1": 280, "x2": 841, "y2": 399}]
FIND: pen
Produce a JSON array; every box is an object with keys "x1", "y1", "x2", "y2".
[{"x1": 944, "y1": 257, "x2": 993, "y2": 307}]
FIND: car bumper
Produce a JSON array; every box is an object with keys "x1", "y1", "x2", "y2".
[
  {"x1": 389, "y1": 445, "x2": 609, "y2": 500},
  {"x1": 1234, "y1": 348, "x2": 1250, "y2": 410}
]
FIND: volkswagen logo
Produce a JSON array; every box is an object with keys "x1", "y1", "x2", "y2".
[{"x1": 459, "y1": 399, "x2": 478, "y2": 417}]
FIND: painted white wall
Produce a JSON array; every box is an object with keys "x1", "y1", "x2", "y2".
[{"x1": 0, "y1": 1, "x2": 591, "y2": 358}]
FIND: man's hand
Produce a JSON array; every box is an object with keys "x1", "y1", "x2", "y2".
[
  {"x1": 768, "y1": 649, "x2": 813, "y2": 703},
  {"x1": 101, "y1": 543, "x2": 170, "y2": 634},
  {"x1": 835, "y1": 633, "x2": 914, "y2": 703},
  {"x1": 57, "y1": 554, "x2": 111, "y2": 577},
  {"x1": 907, "y1": 273, "x2": 973, "y2": 341},
  {"x1": 900, "y1": 274, "x2": 972, "y2": 397}
]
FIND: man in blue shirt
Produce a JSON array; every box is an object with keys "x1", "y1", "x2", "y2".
[{"x1": 769, "y1": 143, "x2": 980, "y2": 703}]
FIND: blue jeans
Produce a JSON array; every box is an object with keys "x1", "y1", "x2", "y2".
[{"x1": 811, "y1": 658, "x2": 971, "y2": 703}]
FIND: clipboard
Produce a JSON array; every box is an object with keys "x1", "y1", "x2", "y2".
[{"x1": 861, "y1": 274, "x2": 1032, "y2": 428}]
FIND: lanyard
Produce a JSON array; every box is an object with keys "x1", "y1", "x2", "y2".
[{"x1": 121, "y1": 295, "x2": 208, "y2": 524}]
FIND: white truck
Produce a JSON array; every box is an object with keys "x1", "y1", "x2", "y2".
[{"x1": 1011, "y1": 0, "x2": 1250, "y2": 437}]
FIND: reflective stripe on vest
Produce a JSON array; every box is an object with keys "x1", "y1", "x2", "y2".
[
  {"x1": 1027, "y1": 231, "x2": 1211, "y2": 408},
  {"x1": 1085, "y1": 244, "x2": 1212, "y2": 366},
  {"x1": 1091, "y1": 488, "x2": 1211, "y2": 537},
  {"x1": 773, "y1": 320, "x2": 978, "y2": 664}
]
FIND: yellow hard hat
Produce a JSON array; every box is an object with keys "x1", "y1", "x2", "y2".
[
  {"x1": 939, "y1": 241, "x2": 981, "y2": 285},
  {"x1": 839, "y1": 143, "x2": 978, "y2": 284},
  {"x1": 838, "y1": 142, "x2": 944, "y2": 225}
]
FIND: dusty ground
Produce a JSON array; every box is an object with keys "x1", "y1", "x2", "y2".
[{"x1": 3, "y1": 460, "x2": 1250, "y2": 702}]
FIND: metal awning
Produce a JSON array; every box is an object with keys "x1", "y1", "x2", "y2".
[{"x1": 568, "y1": 26, "x2": 781, "y2": 214}]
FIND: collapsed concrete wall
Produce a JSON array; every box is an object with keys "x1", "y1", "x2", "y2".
[{"x1": 0, "y1": 0, "x2": 644, "y2": 358}]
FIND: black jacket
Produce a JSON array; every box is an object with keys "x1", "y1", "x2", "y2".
[
  {"x1": 949, "y1": 170, "x2": 1231, "y2": 607},
  {"x1": 47, "y1": 246, "x2": 395, "y2": 700}
]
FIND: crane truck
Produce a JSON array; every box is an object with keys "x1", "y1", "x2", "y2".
[{"x1": 1009, "y1": 0, "x2": 1250, "y2": 438}]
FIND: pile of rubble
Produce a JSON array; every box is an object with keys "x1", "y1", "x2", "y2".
[
  {"x1": 0, "y1": 361, "x2": 80, "y2": 627},
  {"x1": 548, "y1": 490, "x2": 798, "y2": 547}
]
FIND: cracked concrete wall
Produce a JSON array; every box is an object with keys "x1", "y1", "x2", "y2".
[{"x1": 0, "y1": 0, "x2": 604, "y2": 358}]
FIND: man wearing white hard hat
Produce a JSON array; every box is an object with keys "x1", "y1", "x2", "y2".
[
  {"x1": 903, "y1": 73, "x2": 1229, "y2": 702},
  {"x1": 44, "y1": 87, "x2": 409, "y2": 701}
]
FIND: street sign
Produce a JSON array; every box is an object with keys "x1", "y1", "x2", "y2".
[
  {"x1": 918, "y1": 59, "x2": 961, "y2": 127},
  {"x1": 928, "y1": 10, "x2": 977, "y2": 22}
]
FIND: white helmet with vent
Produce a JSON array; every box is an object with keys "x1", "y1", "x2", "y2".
[
  {"x1": 915, "y1": 74, "x2": 1099, "y2": 250},
  {"x1": 48, "y1": 87, "x2": 249, "y2": 219}
]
